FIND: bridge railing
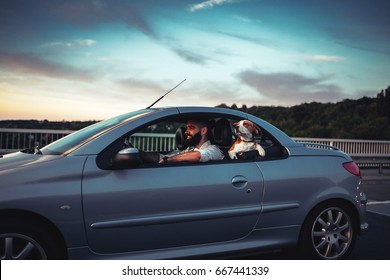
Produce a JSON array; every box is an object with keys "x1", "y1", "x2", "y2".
[
  {"x1": 293, "y1": 137, "x2": 390, "y2": 155},
  {"x1": 293, "y1": 137, "x2": 390, "y2": 172},
  {"x1": 129, "y1": 133, "x2": 176, "y2": 152},
  {"x1": 0, "y1": 128, "x2": 74, "y2": 154},
  {"x1": 1, "y1": 128, "x2": 389, "y2": 170}
]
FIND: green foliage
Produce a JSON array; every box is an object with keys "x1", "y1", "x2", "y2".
[
  {"x1": 2, "y1": 87, "x2": 389, "y2": 141},
  {"x1": 217, "y1": 87, "x2": 390, "y2": 140},
  {"x1": 0, "y1": 120, "x2": 97, "y2": 131}
]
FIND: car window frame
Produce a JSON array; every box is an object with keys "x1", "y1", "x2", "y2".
[{"x1": 96, "y1": 113, "x2": 288, "y2": 170}]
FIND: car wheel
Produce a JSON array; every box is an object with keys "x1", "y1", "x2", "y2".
[
  {"x1": 0, "y1": 220, "x2": 64, "y2": 260},
  {"x1": 300, "y1": 202, "x2": 356, "y2": 259}
]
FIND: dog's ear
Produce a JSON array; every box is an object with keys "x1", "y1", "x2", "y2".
[
  {"x1": 253, "y1": 124, "x2": 262, "y2": 136},
  {"x1": 244, "y1": 120, "x2": 261, "y2": 135},
  {"x1": 232, "y1": 121, "x2": 240, "y2": 127}
]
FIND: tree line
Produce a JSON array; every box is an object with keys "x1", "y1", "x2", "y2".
[
  {"x1": 217, "y1": 86, "x2": 390, "y2": 140},
  {"x1": 0, "y1": 119, "x2": 97, "y2": 131},
  {"x1": 1, "y1": 86, "x2": 389, "y2": 140}
]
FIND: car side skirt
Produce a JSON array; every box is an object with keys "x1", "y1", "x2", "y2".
[{"x1": 67, "y1": 225, "x2": 301, "y2": 260}]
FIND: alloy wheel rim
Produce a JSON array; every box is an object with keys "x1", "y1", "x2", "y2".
[
  {"x1": 0, "y1": 233, "x2": 47, "y2": 260},
  {"x1": 311, "y1": 207, "x2": 353, "y2": 259}
]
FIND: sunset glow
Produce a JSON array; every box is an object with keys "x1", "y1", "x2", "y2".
[{"x1": 1, "y1": 0, "x2": 389, "y2": 120}]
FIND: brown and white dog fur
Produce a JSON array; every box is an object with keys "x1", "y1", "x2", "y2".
[{"x1": 228, "y1": 120, "x2": 266, "y2": 159}]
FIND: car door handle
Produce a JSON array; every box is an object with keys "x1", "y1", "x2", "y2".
[{"x1": 231, "y1": 175, "x2": 248, "y2": 189}]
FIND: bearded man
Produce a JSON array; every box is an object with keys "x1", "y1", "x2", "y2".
[{"x1": 159, "y1": 118, "x2": 224, "y2": 163}]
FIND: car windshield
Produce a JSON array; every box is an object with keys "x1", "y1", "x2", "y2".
[{"x1": 40, "y1": 109, "x2": 153, "y2": 155}]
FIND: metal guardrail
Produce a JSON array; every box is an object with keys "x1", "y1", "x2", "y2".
[
  {"x1": 129, "y1": 133, "x2": 176, "y2": 152},
  {"x1": 293, "y1": 137, "x2": 390, "y2": 155},
  {"x1": 1, "y1": 128, "x2": 389, "y2": 172},
  {"x1": 351, "y1": 154, "x2": 390, "y2": 174},
  {"x1": 0, "y1": 128, "x2": 74, "y2": 154},
  {"x1": 294, "y1": 138, "x2": 390, "y2": 173},
  {"x1": 0, "y1": 128, "x2": 176, "y2": 154}
]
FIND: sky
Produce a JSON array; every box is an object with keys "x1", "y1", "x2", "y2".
[{"x1": 0, "y1": 0, "x2": 389, "y2": 121}]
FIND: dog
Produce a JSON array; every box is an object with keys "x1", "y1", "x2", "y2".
[{"x1": 228, "y1": 120, "x2": 266, "y2": 159}]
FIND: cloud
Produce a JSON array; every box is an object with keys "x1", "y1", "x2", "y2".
[
  {"x1": 233, "y1": 15, "x2": 252, "y2": 23},
  {"x1": 188, "y1": 0, "x2": 242, "y2": 12},
  {"x1": 239, "y1": 70, "x2": 345, "y2": 105},
  {"x1": 1, "y1": 0, "x2": 157, "y2": 39},
  {"x1": 327, "y1": 26, "x2": 390, "y2": 55},
  {"x1": 216, "y1": 30, "x2": 277, "y2": 48},
  {"x1": 0, "y1": 50, "x2": 95, "y2": 82},
  {"x1": 324, "y1": 1, "x2": 390, "y2": 56},
  {"x1": 42, "y1": 39, "x2": 97, "y2": 49},
  {"x1": 171, "y1": 48, "x2": 210, "y2": 65},
  {"x1": 307, "y1": 55, "x2": 346, "y2": 63},
  {"x1": 52, "y1": 0, "x2": 157, "y2": 38},
  {"x1": 117, "y1": 78, "x2": 165, "y2": 96},
  {"x1": 116, "y1": 77, "x2": 191, "y2": 107}
]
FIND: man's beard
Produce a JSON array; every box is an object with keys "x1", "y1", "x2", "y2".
[{"x1": 185, "y1": 131, "x2": 202, "y2": 147}]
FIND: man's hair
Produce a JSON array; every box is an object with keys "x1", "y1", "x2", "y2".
[{"x1": 186, "y1": 118, "x2": 210, "y2": 130}]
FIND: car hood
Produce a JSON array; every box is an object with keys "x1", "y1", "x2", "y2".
[{"x1": 0, "y1": 151, "x2": 62, "y2": 171}]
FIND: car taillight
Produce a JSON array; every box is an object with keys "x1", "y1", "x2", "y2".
[{"x1": 343, "y1": 161, "x2": 361, "y2": 178}]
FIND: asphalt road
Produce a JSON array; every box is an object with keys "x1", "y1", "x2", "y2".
[
  {"x1": 237, "y1": 175, "x2": 390, "y2": 260},
  {"x1": 350, "y1": 179, "x2": 390, "y2": 259}
]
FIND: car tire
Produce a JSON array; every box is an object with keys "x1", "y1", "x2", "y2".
[
  {"x1": 300, "y1": 202, "x2": 357, "y2": 259},
  {"x1": 0, "y1": 219, "x2": 64, "y2": 260}
]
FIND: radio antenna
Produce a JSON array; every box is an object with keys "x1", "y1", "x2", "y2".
[{"x1": 146, "y1": 79, "x2": 186, "y2": 109}]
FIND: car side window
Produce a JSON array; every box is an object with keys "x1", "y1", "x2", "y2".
[
  {"x1": 117, "y1": 118, "x2": 233, "y2": 166},
  {"x1": 97, "y1": 116, "x2": 287, "y2": 170},
  {"x1": 127, "y1": 121, "x2": 182, "y2": 153},
  {"x1": 126, "y1": 117, "x2": 286, "y2": 163}
]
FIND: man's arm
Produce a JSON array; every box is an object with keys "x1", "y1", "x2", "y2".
[{"x1": 160, "y1": 151, "x2": 201, "y2": 163}]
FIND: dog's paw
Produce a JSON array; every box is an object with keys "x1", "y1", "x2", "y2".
[
  {"x1": 256, "y1": 145, "x2": 266, "y2": 157},
  {"x1": 228, "y1": 153, "x2": 237, "y2": 160}
]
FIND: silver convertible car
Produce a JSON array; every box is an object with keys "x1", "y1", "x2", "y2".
[{"x1": 0, "y1": 106, "x2": 367, "y2": 260}]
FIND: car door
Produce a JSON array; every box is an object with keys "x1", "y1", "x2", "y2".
[{"x1": 81, "y1": 157, "x2": 264, "y2": 254}]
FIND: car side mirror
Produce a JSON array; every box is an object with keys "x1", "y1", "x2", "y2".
[{"x1": 111, "y1": 148, "x2": 141, "y2": 169}]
